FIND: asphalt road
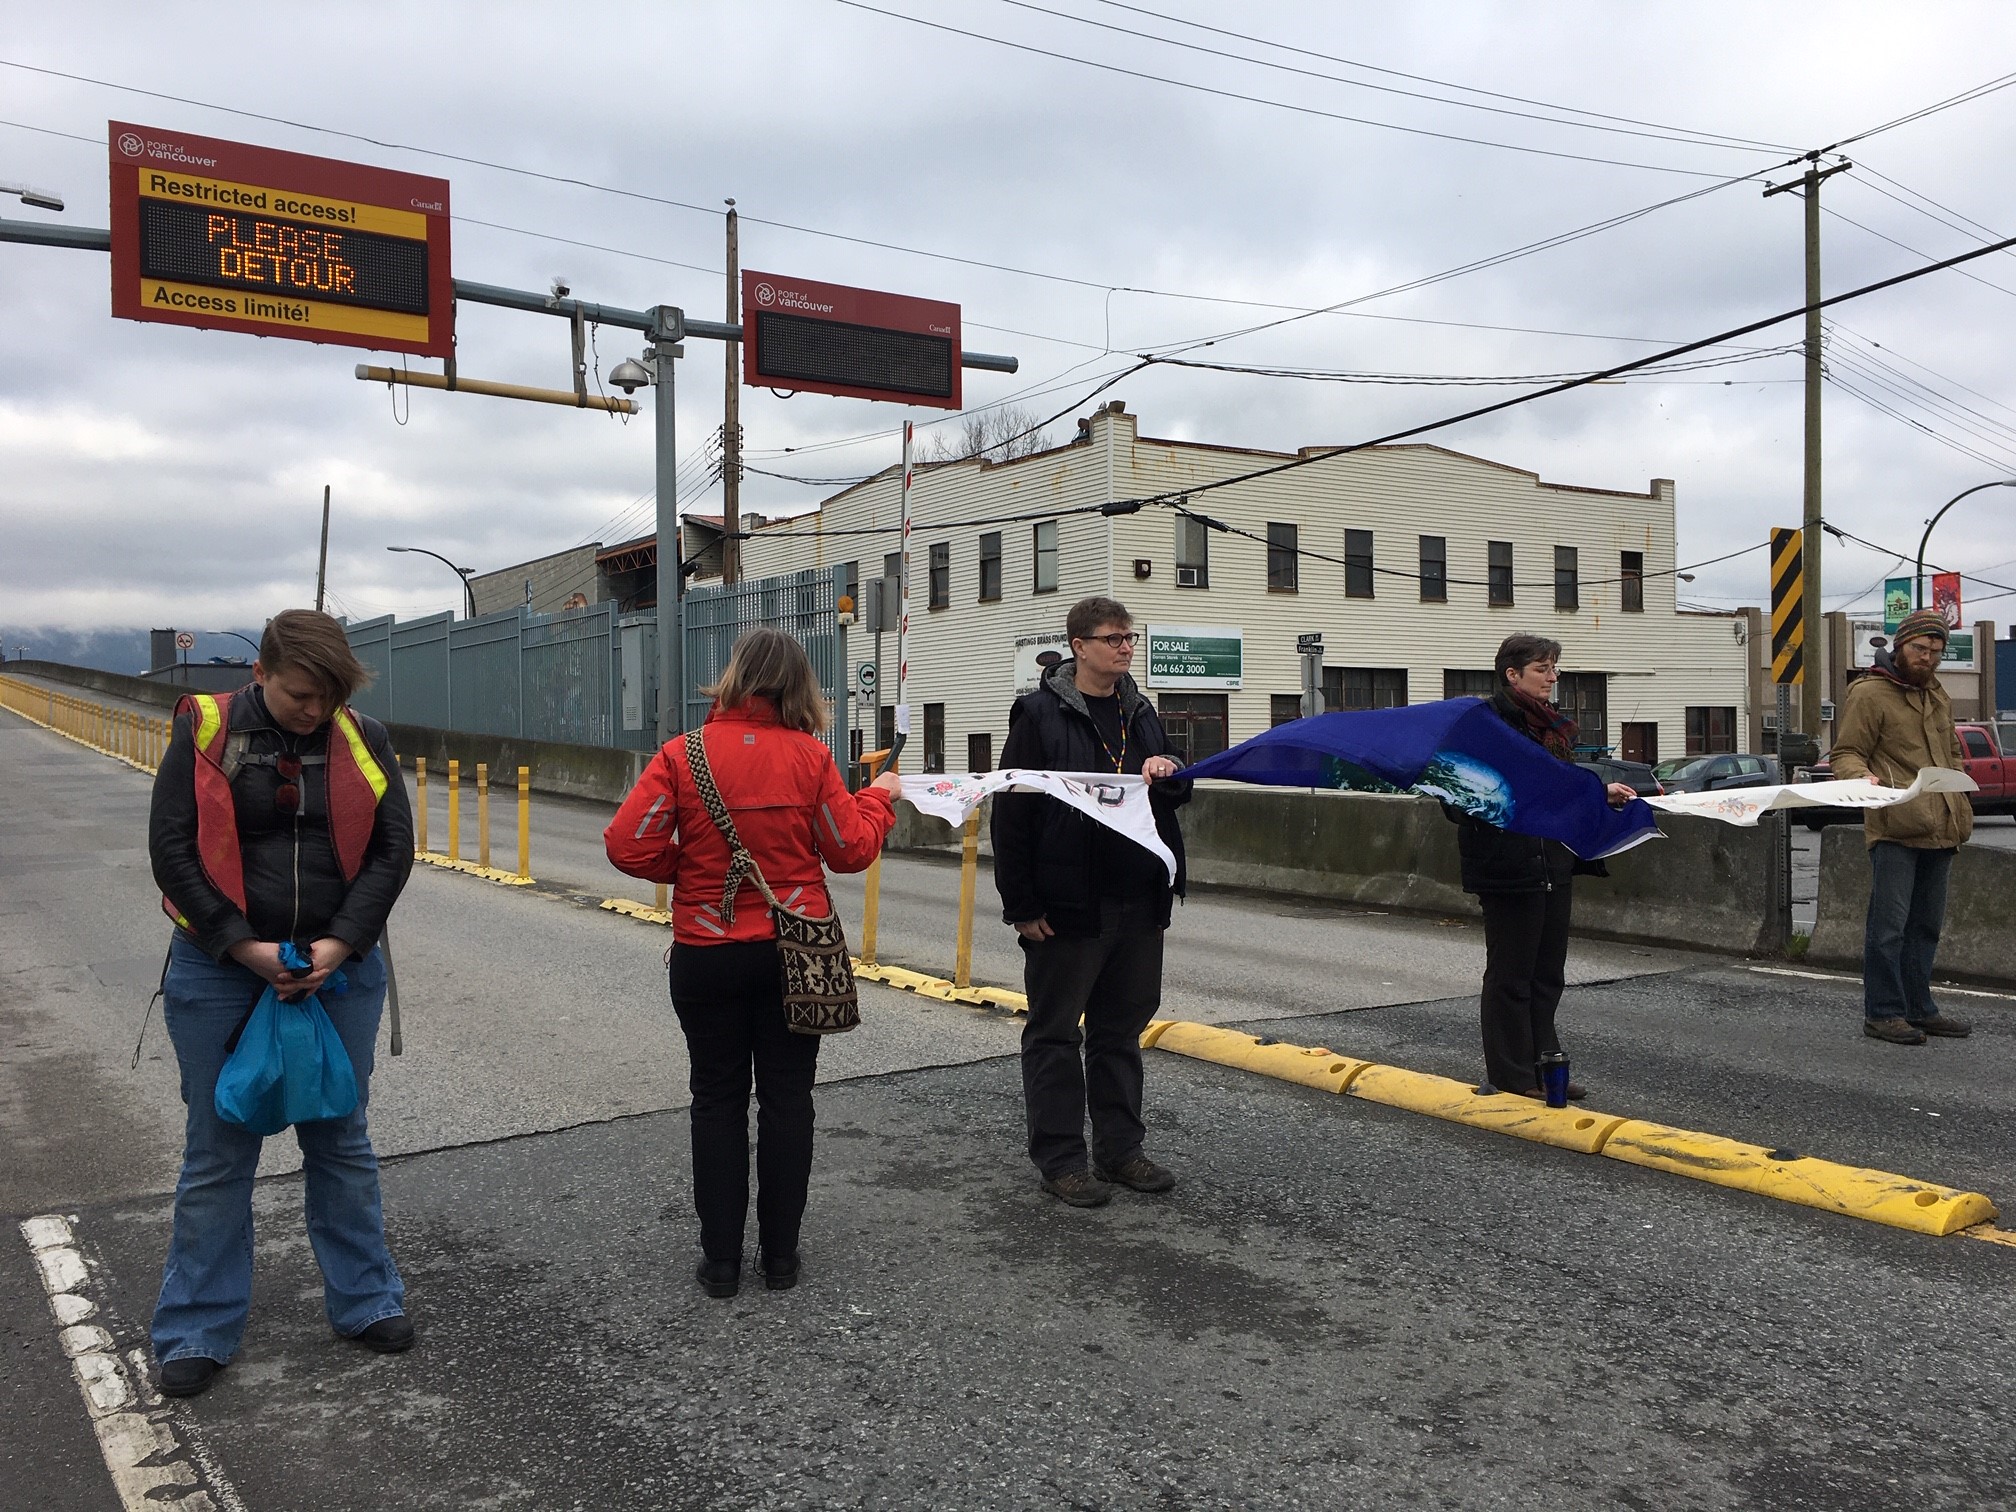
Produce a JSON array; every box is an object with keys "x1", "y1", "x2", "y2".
[{"x1": 5, "y1": 706, "x2": 2014, "y2": 1511}]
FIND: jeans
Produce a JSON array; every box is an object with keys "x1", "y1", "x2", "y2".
[
  {"x1": 1863, "y1": 842, "x2": 1956, "y2": 1023},
  {"x1": 152, "y1": 934, "x2": 404, "y2": 1365},
  {"x1": 1020, "y1": 895, "x2": 1165, "y2": 1178},
  {"x1": 669, "y1": 941, "x2": 821, "y2": 1263},
  {"x1": 1477, "y1": 885, "x2": 1573, "y2": 1094}
]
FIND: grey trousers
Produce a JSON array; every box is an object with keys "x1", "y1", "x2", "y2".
[{"x1": 1019, "y1": 896, "x2": 1165, "y2": 1178}]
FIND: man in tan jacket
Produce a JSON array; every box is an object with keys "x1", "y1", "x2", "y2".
[{"x1": 1828, "y1": 608, "x2": 1973, "y2": 1045}]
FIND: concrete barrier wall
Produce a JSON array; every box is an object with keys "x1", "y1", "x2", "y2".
[
  {"x1": 1808, "y1": 825, "x2": 2016, "y2": 986},
  {"x1": 387, "y1": 724, "x2": 648, "y2": 805},
  {"x1": 10, "y1": 660, "x2": 188, "y2": 709},
  {"x1": 889, "y1": 785, "x2": 1785, "y2": 956}
]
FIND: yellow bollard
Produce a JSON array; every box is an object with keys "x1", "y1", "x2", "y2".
[
  {"x1": 860, "y1": 854, "x2": 883, "y2": 966},
  {"x1": 415, "y1": 758, "x2": 429, "y2": 855},
  {"x1": 517, "y1": 766, "x2": 531, "y2": 880},
  {"x1": 655, "y1": 882, "x2": 669, "y2": 913},
  {"x1": 447, "y1": 759, "x2": 461, "y2": 862},
  {"x1": 477, "y1": 763, "x2": 491, "y2": 868},
  {"x1": 953, "y1": 809, "x2": 981, "y2": 988}
]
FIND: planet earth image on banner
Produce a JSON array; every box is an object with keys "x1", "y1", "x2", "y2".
[{"x1": 1412, "y1": 749, "x2": 1517, "y2": 827}]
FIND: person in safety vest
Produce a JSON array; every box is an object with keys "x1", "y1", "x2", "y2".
[{"x1": 146, "y1": 609, "x2": 413, "y2": 1397}]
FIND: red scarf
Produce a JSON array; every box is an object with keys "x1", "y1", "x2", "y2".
[{"x1": 1502, "y1": 686, "x2": 1580, "y2": 760}]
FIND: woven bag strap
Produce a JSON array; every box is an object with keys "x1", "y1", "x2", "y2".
[{"x1": 682, "y1": 729, "x2": 782, "y2": 924}]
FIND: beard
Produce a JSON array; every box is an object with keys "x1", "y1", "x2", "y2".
[{"x1": 1897, "y1": 649, "x2": 1939, "y2": 685}]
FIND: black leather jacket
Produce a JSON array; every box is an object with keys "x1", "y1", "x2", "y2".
[
  {"x1": 149, "y1": 685, "x2": 413, "y2": 960},
  {"x1": 991, "y1": 662, "x2": 1190, "y2": 934}
]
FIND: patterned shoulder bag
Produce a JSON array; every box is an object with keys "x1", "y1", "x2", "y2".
[{"x1": 683, "y1": 729, "x2": 860, "y2": 1035}]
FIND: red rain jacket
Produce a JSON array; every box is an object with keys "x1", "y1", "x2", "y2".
[{"x1": 604, "y1": 698, "x2": 895, "y2": 946}]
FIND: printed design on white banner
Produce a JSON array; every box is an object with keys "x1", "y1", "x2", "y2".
[
  {"x1": 899, "y1": 769, "x2": 1176, "y2": 882},
  {"x1": 1644, "y1": 767, "x2": 1978, "y2": 826}
]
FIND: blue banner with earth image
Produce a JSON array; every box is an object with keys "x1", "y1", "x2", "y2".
[{"x1": 1183, "y1": 698, "x2": 1659, "y2": 860}]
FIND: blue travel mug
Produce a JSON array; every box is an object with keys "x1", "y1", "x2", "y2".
[{"x1": 1538, "y1": 1053, "x2": 1571, "y2": 1109}]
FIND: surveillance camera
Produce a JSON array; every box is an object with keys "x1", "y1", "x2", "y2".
[
  {"x1": 551, "y1": 277, "x2": 571, "y2": 301},
  {"x1": 608, "y1": 357, "x2": 653, "y2": 395}
]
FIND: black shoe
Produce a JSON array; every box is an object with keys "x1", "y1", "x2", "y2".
[
  {"x1": 158, "y1": 1356, "x2": 223, "y2": 1397},
  {"x1": 1039, "y1": 1170, "x2": 1116, "y2": 1208},
  {"x1": 1917, "y1": 1014, "x2": 1973, "y2": 1038},
  {"x1": 761, "y1": 1253, "x2": 800, "y2": 1292},
  {"x1": 1093, "y1": 1155, "x2": 1177, "y2": 1194},
  {"x1": 697, "y1": 1259, "x2": 741, "y2": 1299},
  {"x1": 351, "y1": 1315, "x2": 415, "y2": 1353},
  {"x1": 1865, "y1": 1017, "x2": 1927, "y2": 1045}
]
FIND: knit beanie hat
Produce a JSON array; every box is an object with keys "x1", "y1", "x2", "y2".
[{"x1": 1892, "y1": 608, "x2": 1950, "y2": 649}]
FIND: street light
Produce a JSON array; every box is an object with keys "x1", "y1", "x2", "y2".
[
  {"x1": 386, "y1": 545, "x2": 477, "y2": 619},
  {"x1": 204, "y1": 629, "x2": 262, "y2": 659},
  {"x1": 0, "y1": 183, "x2": 64, "y2": 213},
  {"x1": 1915, "y1": 479, "x2": 2016, "y2": 608}
]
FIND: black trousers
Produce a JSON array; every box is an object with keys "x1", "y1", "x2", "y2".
[
  {"x1": 669, "y1": 941, "x2": 820, "y2": 1262},
  {"x1": 1020, "y1": 896, "x2": 1165, "y2": 1178},
  {"x1": 1477, "y1": 885, "x2": 1573, "y2": 1095}
]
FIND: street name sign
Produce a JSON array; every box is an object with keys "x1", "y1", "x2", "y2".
[
  {"x1": 741, "y1": 271, "x2": 961, "y2": 408},
  {"x1": 109, "y1": 122, "x2": 453, "y2": 357}
]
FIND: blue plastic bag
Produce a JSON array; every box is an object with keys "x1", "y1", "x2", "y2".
[{"x1": 214, "y1": 982, "x2": 359, "y2": 1136}]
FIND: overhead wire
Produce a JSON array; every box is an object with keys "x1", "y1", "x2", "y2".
[{"x1": 1824, "y1": 68, "x2": 2016, "y2": 151}]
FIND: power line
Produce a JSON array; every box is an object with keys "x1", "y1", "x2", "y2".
[
  {"x1": 1825, "y1": 67, "x2": 2016, "y2": 151},
  {"x1": 830, "y1": 1, "x2": 1743, "y2": 179},
  {"x1": 990, "y1": 0, "x2": 1791, "y2": 155},
  {"x1": 1145, "y1": 345, "x2": 1800, "y2": 387},
  {"x1": 1819, "y1": 199, "x2": 2016, "y2": 301},
  {"x1": 1823, "y1": 521, "x2": 2016, "y2": 599}
]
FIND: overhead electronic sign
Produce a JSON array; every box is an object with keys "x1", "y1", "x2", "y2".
[
  {"x1": 108, "y1": 121, "x2": 452, "y2": 357},
  {"x1": 742, "y1": 271, "x2": 961, "y2": 408}
]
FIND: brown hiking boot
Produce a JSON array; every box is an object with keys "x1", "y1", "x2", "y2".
[
  {"x1": 1916, "y1": 1014, "x2": 1972, "y2": 1038},
  {"x1": 1864, "y1": 1017, "x2": 1927, "y2": 1045},
  {"x1": 1040, "y1": 1169, "x2": 1116, "y2": 1208},
  {"x1": 1094, "y1": 1155, "x2": 1177, "y2": 1194}
]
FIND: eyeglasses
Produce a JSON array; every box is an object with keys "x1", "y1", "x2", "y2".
[
  {"x1": 274, "y1": 753, "x2": 302, "y2": 815},
  {"x1": 1079, "y1": 632, "x2": 1141, "y2": 649}
]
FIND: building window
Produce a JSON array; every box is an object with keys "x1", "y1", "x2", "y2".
[
  {"x1": 1488, "y1": 541, "x2": 1514, "y2": 606},
  {"x1": 1443, "y1": 669, "x2": 1497, "y2": 699},
  {"x1": 1419, "y1": 536, "x2": 1447, "y2": 603},
  {"x1": 1686, "y1": 706, "x2": 1737, "y2": 756},
  {"x1": 1175, "y1": 515, "x2": 1209, "y2": 589},
  {"x1": 967, "y1": 732, "x2": 993, "y2": 772},
  {"x1": 878, "y1": 703, "x2": 896, "y2": 752},
  {"x1": 1266, "y1": 523, "x2": 1299, "y2": 591},
  {"x1": 1033, "y1": 521, "x2": 1059, "y2": 593},
  {"x1": 923, "y1": 703, "x2": 945, "y2": 772},
  {"x1": 883, "y1": 551, "x2": 903, "y2": 582},
  {"x1": 1621, "y1": 550, "x2": 1644, "y2": 612},
  {"x1": 928, "y1": 542, "x2": 950, "y2": 610},
  {"x1": 1345, "y1": 529, "x2": 1374, "y2": 599},
  {"x1": 839, "y1": 561, "x2": 859, "y2": 607},
  {"x1": 978, "y1": 532, "x2": 1002, "y2": 602},
  {"x1": 1271, "y1": 693, "x2": 1306, "y2": 726},
  {"x1": 1554, "y1": 546, "x2": 1579, "y2": 612},
  {"x1": 1323, "y1": 667, "x2": 1407, "y2": 711},
  {"x1": 1556, "y1": 671, "x2": 1608, "y2": 752},
  {"x1": 1158, "y1": 694, "x2": 1228, "y2": 762}
]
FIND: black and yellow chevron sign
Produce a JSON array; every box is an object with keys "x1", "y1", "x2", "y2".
[{"x1": 1770, "y1": 527, "x2": 1804, "y2": 685}]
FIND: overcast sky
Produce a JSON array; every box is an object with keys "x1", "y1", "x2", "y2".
[{"x1": 6, "y1": 1, "x2": 2016, "y2": 651}]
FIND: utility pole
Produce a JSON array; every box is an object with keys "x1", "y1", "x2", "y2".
[
  {"x1": 314, "y1": 483, "x2": 331, "y2": 612},
  {"x1": 721, "y1": 201, "x2": 742, "y2": 586},
  {"x1": 1764, "y1": 153, "x2": 1850, "y2": 742},
  {"x1": 652, "y1": 307, "x2": 686, "y2": 741}
]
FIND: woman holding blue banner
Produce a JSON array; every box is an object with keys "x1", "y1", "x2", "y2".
[
  {"x1": 1455, "y1": 634, "x2": 1636, "y2": 1101},
  {"x1": 147, "y1": 609, "x2": 414, "y2": 1397}
]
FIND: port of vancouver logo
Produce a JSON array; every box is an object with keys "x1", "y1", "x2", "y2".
[
  {"x1": 117, "y1": 133, "x2": 145, "y2": 158},
  {"x1": 754, "y1": 282, "x2": 777, "y2": 307}
]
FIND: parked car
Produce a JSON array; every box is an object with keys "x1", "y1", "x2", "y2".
[
  {"x1": 1574, "y1": 756, "x2": 1662, "y2": 797},
  {"x1": 1651, "y1": 753, "x2": 1782, "y2": 794},
  {"x1": 1796, "y1": 722, "x2": 2015, "y2": 828}
]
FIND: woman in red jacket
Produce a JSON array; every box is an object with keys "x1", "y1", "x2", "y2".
[{"x1": 607, "y1": 628, "x2": 901, "y2": 1298}]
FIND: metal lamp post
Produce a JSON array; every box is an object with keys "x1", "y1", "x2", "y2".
[
  {"x1": 1915, "y1": 479, "x2": 2016, "y2": 608},
  {"x1": 386, "y1": 545, "x2": 477, "y2": 618},
  {"x1": 204, "y1": 629, "x2": 262, "y2": 658}
]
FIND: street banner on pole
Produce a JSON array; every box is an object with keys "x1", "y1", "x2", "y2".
[
  {"x1": 1932, "y1": 572, "x2": 1963, "y2": 629},
  {"x1": 1883, "y1": 578, "x2": 1912, "y2": 636}
]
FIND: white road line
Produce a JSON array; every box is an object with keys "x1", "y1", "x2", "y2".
[
  {"x1": 18, "y1": 1214, "x2": 246, "y2": 1512},
  {"x1": 1746, "y1": 965, "x2": 2016, "y2": 1002}
]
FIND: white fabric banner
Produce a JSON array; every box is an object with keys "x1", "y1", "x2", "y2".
[
  {"x1": 1643, "y1": 766, "x2": 1978, "y2": 826},
  {"x1": 898, "y1": 769, "x2": 1177, "y2": 883}
]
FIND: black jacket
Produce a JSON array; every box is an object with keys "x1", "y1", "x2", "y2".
[
  {"x1": 149, "y1": 684, "x2": 414, "y2": 960},
  {"x1": 1449, "y1": 693, "x2": 1594, "y2": 895},
  {"x1": 991, "y1": 661, "x2": 1190, "y2": 934}
]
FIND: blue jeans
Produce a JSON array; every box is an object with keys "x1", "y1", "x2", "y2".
[
  {"x1": 1863, "y1": 842, "x2": 1956, "y2": 1023},
  {"x1": 152, "y1": 935, "x2": 404, "y2": 1365}
]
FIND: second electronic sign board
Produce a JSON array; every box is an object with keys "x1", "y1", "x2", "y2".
[
  {"x1": 742, "y1": 271, "x2": 961, "y2": 408},
  {"x1": 108, "y1": 121, "x2": 453, "y2": 358}
]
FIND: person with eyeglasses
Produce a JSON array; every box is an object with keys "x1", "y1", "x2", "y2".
[
  {"x1": 993, "y1": 596, "x2": 1191, "y2": 1207},
  {"x1": 146, "y1": 609, "x2": 415, "y2": 1397}
]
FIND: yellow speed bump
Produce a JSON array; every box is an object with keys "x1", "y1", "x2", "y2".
[
  {"x1": 418, "y1": 852, "x2": 535, "y2": 886},
  {"x1": 1347, "y1": 1064, "x2": 1628, "y2": 1155},
  {"x1": 1600, "y1": 1121, "x2": 1998, "y2": 1237},
  {"x1": 1146, "y1": 1020, "x2": 1371, "y2": 1095}
]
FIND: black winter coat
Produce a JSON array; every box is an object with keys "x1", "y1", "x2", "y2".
[
  {"x1": 149, "y1": 684, "x2": 414, "y2": 960},
  {"x1": 1450, "y1": 693, "x2": 1597, "y2": 895},
  {"x1": 991, "y1": 662, "x2": 1190, "y2": 934}
]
